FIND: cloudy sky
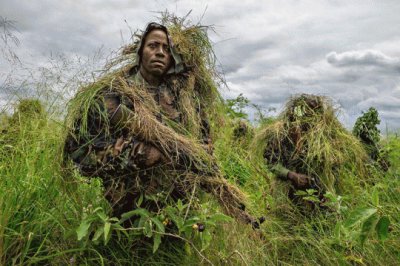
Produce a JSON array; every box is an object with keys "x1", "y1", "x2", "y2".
[{"x1": 1, "y1": 0, "x2": 400, "y2": 131}]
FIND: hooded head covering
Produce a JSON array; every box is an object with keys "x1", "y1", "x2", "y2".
[{"x1": 134, "y1": 22, "x2": 184, "y2": 74}]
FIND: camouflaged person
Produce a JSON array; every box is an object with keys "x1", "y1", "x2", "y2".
[
  {"x1": 261, "y1": 95, "x2": 322, "y2": 200},
  {"x1": 259, "y1": 94, "x2": 369, "y2": 206},
  {"x1": 65, "y1": 22, "x2": 258, "y2": 226}
]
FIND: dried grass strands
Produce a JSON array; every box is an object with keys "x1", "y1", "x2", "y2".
[
  {"x1": 98, "y1": 77, "x2": 213, "y2": 173},
  {"x1": 252, "y1": 94, "x2": 369, "y2": 193}
]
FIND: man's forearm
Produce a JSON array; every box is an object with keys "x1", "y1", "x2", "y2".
[{"x1": 271, "y1": 163, "x2": 290, "y2": 180}]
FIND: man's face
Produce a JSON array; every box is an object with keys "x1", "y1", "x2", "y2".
[{"x1": 140, "y1": 29, "x2": 172, "y2": 80}]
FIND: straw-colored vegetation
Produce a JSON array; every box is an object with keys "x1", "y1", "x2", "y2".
[
  {"x1": 0, "y1": 13, "x2": 399, "y2": 265},
  {"x1": 252, "y1": 94, "x2": 369, "y2": 193}
]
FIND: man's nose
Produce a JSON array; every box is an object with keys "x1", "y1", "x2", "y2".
[{"x1": 155, "y1": 46, "x2": 166, "y2": 57}]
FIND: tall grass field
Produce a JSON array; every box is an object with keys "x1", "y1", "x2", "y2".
[{"x1": 0, "y1": 97, "x2": 399, "y2": 265}]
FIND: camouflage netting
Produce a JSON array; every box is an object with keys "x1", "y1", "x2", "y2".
[
  {"x1": 252, "y1": 94, "x2": 370, "y2": 193},
  {"x1": 64, "y1": 14, "x2": 252, "y2": 223}
]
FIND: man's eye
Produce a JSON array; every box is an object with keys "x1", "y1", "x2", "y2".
[{"x1": 148, "y1": 43, "x2": 157, "y2": 48}]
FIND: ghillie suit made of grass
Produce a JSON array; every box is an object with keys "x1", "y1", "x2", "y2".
[
  {"x1": 252, "y1": 94, "x2": 369, "y2": 194},
  {"x1": 64, "y1": 15, "x2": 253, "y2": 225}
]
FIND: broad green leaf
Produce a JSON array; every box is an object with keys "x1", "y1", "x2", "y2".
[
  {"x1": 153, "y1": 233, "x2": 161, "y2": 253},
  {"x1": 294, "y1": 190, "x2": 308, "y2": 196},
  {"x1": 92, "y1": 226, "x2": 104, "y2": 242},
  {"x1": 344, "y1": 207, "x2": 377, "y2": 228},
  {"x1": 96, "y1": 211, "x2": 107, "y2": 222},
  {"x1": 376, "y1": 216, "x2": 390, "y2": 241},
  {"x1": 137, "y1": 215, "x2": 146, "y2": 229},
  {"x1": 177, "y1": 199, "x2": 186, "y2": 213},
  {"x1": 151, "y1": 217, "x2": 165, "y2": 234},
  {"x1": 184, "y1": 217, "x2": 201, "y2": 225},
  {"x1": 144, "y1": 220, "x2": 153, "y2": 238},
  {"x1": 165, "y1": 207, "x2": 184, "y2": 229},
  {"x1": 76, "y1": 219, "x2": 93, "y2": 241},
  {"x1": 209, "y1": 213, "x2": 233, "y2": 223},
  {"x1": 120, "y1": 208, "x2": 150, "y2": 224},
  {"x1": 182, "y1": 225, "x2": 194, "y2": 237},
  {"x1": 181, "y1": 217, "x2": 200, "y2": 236},
  {"x1": 360, "y1": 213, "x2": 379, "y2": 246},
  {"x1": 104, "y1": 222, "x2": 111, "y2": 245},
  {"x1": 303, "y1": 196, "x2": 320, "y2": 203},
  {"x1": 306, "y1": 189, "x2": 318, "y2": 195}
]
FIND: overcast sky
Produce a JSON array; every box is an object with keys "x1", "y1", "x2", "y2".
[{"x1": 1, "y1": 0, "x2": 400, "y2": 131}]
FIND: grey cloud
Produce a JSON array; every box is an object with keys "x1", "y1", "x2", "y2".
[
  {"x1": 2, "y1": 0, "x2": 400, "y2": 131},
  {"x1": 214, "y1": 37, "x2": 277, "y2": 76},
  {"x1": 393, "y1": 88, "x2": 400, "y2": 98},
  {"x1": 379, "y1": 110, "x2": 400, "y2": 120},
  {"x1": 358, "y1": 96, "x2": 400, "y2": 110},
  {"x1": 326, "y1": 50, "x2": 400, "y2": 71}
]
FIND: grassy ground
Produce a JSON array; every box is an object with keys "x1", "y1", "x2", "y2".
[{"x1": 0, "y1": 103, "x2": 399, "y2": 265}]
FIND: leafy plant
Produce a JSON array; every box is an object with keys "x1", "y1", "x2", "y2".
[
  {"x1": 353, "y1": 107, "x2": 380, "y2": 146},
  {"x1": 162, "y1": 200, "x2": 233, "y2": 251},
  {"x1": 225, "y1": 93, "x2": 250, "y2": 119},
  {"x1": 322, "y1": 192, "x2": 348, "y2": 214},
  {"x1": 76, "y1": 207, "x2": 125, "y2": 246},
  {"x1": 353, "y1": 107, "x2": 392, "y2": 170},
  {"x1": 75, "y1": 199, "x2": 233, "y2": 254},
  {"x1": 294, "y1": 188, "x2": 320, "y2": 203},
  {"x1": 340, "y1": 188, "x2": 391, "y2": 246}
]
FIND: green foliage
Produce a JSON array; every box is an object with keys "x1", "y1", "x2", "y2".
[
  {"x1": 335, "y1": 188, "x2": 392, "y2": 247},
  {"x1": 74, "y1": 197, "x2": 233, "y2": 255},
  {"x1": 353, "y1": 107, "x2": 381, "y2": 159},
  {"x1": 353, "y1": 107, "x2": 381, "y2": 145},
  {"x1": 225, "y1": 93, "x2": 250, "y2": 119},
  {"x1": 376, "y1": 216, "x2": 390, "y2": 241},
  {"x1": 1, "y1": 94, "x2": 400, "y2": 265},
  {"x1": 322, "y1": 192, "x2": 348, "y2": 214},
  {"x1": 76, "y1": 207, "x2": 124, "y2": 246},
  {"x1": 353, "y1": 107, "x2": 393, "y2": 171},
  {"x1": 294, "y1": 188, "x2": 320, "y2": 203}
]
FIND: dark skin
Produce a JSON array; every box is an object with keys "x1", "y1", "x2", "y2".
[
  {"x1": 139, "y1": 29, "x2": 172, "y2": 87},
  {"x1": 137, "y1": 29, "x2": 172, "y2": 165},
  {"x1": 287, "y1": 171, "x2": 311, "y2": 189}
]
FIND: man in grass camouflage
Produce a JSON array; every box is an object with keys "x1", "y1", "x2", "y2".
[
  {"x1": 260, "y1": 94, "x2": 372, "y2": 207},
  {"x1": 262, "y1": 95, "x2": 323, "y2": 199},
  {"x1": 265, "y1": 96, "x2": 319, "y2": 191},
  {"x1": 65, "y1": 22, "x2": 257, "y2": 226}
]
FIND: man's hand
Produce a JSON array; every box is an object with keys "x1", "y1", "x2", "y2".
[
  {"x1": 287, "y1": 171, "x2": 311, "y2": 189},
  {"x1": 131, "y1": 142, "x2": 170, "y2": 167},
  {"x1": 144, "y1": 144, "x2": 169, "y2": 167}
]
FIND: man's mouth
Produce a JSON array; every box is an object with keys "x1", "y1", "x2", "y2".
[{"x1": 151, "y1": 60, "x2": 165, "y2": 66}]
